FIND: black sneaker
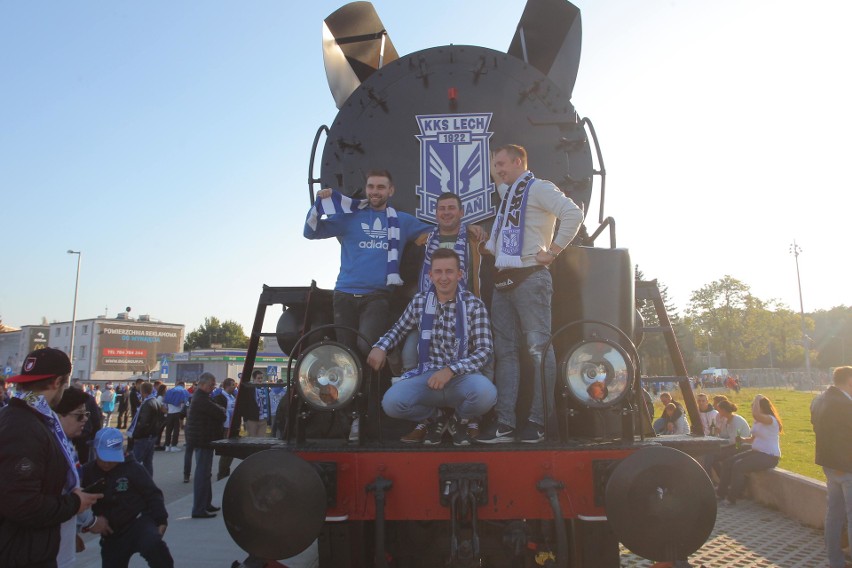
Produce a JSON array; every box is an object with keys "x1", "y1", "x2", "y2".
[
  {"x1": 519, "y1": 421, "x2": 545, "y2": 443},
  {"x1": 423, "y1": 415, "x2": 449, "y2": 446},
  {"x1": 475, "y1": 422, "x2": 515, "y2": 444},
  {"x1": 449, "y1": 415, "x2": 472, "y2": 447}
]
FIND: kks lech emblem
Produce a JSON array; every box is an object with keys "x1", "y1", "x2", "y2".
[{"x1": 415, "y1": 113, "x2": 496, "y2": 224}]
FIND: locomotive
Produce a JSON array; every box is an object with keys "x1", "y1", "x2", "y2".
[{"x1": 215, "y1": 1, "x2": 719, "y2": 566}]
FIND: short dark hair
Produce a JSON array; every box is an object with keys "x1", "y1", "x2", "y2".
[
  {"x1": 436, "y1": 192, "x2": 462, "y2": 209},
  {"x1": 492, "y1": 144, "x2": 528, "y2": 169},
  {"x1": 55, "y1": 386, "x2": 89, "y2": 415},
  {"x1": 140, "y1": 381, "x2": 154, "y2": 396},
  {"x1": 366, "y1": 169, "x2": 393, "y2": 185},
  {"x1": 430, "y1": 247, "x2": 461, "y2": 268},
  {"x1": 251, "y1": 370, "x2": 264, "y2": 380},
  {"x1": 222, "y1": 378, "x2": 236, "y2": 388},
  {"x1": 198, "y1": 372, "x2": 216, "y2": 388},
  {"x1": 833, "y1": 366, "x2": 852, "y2": 386}
]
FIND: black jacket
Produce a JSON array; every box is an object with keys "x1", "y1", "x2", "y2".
[
  {"x1": 132, "y1": 397, "x2": 164, "y2": 439},
  {"x1": 81, "y1": 455, "x2": 168, "y2": 533},
  {"x1": 0, "y1": 399, "x2": 81, "y2": 568},
  {"x1": 185, "y1": 389, "x2": 226, "y2": 448},
  {"x1": 811, "y1": 386, "x2": 852, "y2": 473}
]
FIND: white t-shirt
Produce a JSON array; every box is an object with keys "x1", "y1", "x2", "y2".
[
  {"x1": 717, "y1": 413, "x2": 751, "y2": 444},
  {"x1": 699, "y1": 409, "x2": 719, "y2": 434},
  {"x1": 751, "y1": 416, "x2": 781, "y2": 457}
]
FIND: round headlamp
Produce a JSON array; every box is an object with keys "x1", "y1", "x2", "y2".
[
  {"x1": 294, "y1": 341, "x2": 361, "y2": 411},
  {"x1": 560, "y1": 338, "x2": 633, "y2": 408}
]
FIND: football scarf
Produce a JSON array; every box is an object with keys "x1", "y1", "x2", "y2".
[
  {"x1": 402, "y1": 285, "x2": 469, "y2": 380},
  {"x1": 485, "y1": 171, "x2": 535, "y2": 268},
  {"x1": 15, "y1": 390, "x2": 79, "y2": 492},
  {"x1": 418, "y1": 225, "x2": 468, "y2": 294}
]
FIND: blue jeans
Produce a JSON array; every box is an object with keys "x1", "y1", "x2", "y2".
[
  {"x1": 131, "y1": 437, "x2": 155, "y2": 478},
  {"x1": 333, "y1": 291, "x2": 391, "y2": 356},
  {"x1": 100, "y1": 515, "x2": 174, "y2": 568},
  {"x1": 382, "y1": 371, "x2": 497, "y2": 422},
  {"x1": 491, "y1": 269, "x2": 556, "y2": 429},
  {"x1": 824, "y1": 467, "x2": 852, "y2": 568},
  {"x1": 716, "y1": 449, "x2": 779, "y2": 502},
  {"x1": 192, "y1": 448, "x2": 214, "y2": 516}
]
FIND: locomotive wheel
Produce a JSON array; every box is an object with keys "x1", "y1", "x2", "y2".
[
  {"x1": 222, "y1": 450, "x2": 326, "y2": 560},
  {"x1": 605, "y1": 446, "x2": 716, "y2": 562}
]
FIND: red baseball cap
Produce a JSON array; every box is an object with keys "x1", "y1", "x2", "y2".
[{"x1": 7, "y1": 348, "x2": 72, "y2": 383}]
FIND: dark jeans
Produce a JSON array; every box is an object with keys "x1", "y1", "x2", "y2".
[
  {"x1": 716, "y1": 449, "x2": 779, "y2": 502},
  {"x1": 100, "y1": 515, "x2": 174, "y2": 568},
  {"x1": 132, "y1": 437, "x2": 155, "y2": 478},
  {"x1": 183, "y1": 443, "x2": 194, "y2": 477},
  {"x1": 116, "y1": 402, "x2": 129, "y2": 429},
  {"x1": 333, "y1": 290, "x2": 391, "y2": 356},
  {"x1": 163, "y1": 413, "x2": 182, "y2": 447},
  {"x1": 192, "y1": 448, "x2": 214, "y2": 516}
]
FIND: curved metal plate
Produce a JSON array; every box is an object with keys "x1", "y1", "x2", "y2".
[
  {"x1": 223, "y1": 450, "x2": 326, "y2": 560},
  {"x1": 605, "y1": 446, "x2": 716, "y2": 562}
]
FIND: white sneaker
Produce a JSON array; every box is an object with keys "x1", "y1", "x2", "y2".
[
  {"x1": 348, "y1": 417, "x2": 360, "y2": 442},
  {"x1": 172, "y1": 445, "x2": 182, "y2": 452},
  {"x1": 166, "y1": 446, "x2": 174, "y2": 452}
]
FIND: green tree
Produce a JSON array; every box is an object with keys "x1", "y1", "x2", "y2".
[
  {"x1": 686, "y1": 276, "x2": 752, "y2": 368},
  {"x1": 184, "y1": 317, "x2": 250, "y2": 350},
  {"x1": 812, "y1": 306, "x2": 852, "y2": 367}
]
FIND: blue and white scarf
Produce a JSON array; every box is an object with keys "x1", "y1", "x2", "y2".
[
  {"x1": 306, "y1": 189, "x2": 403, "y2": 285},
  {"x1": 402, "y1": 286, "x2": 469, "y2": 380},
  {"x1": 485, "y1": 171, "x2": 535, "y2": 268},
  {"x1": 14, "y1": 390, "x2": 79, "y2": 493},
  {"x1": 418, "y1": 225, "x2": 468, "y2": 294},
  {"x1": 126, "y1": 393, "x2": 157, "y2": 437}
]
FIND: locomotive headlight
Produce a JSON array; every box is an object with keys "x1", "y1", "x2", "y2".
[
  {"x1": 560, "y1": 339, "x2": 633, "y2": 408},
  {"x1": 295, "y1": 341, "x2": 361, "y2": 411}
]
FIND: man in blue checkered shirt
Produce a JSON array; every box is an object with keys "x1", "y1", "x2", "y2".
[{"x1": 367, "y1": 248, "x2": 496, "y2": 446}]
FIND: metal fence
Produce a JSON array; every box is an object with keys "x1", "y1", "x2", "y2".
[{"x1": 727, "y1": 368, "x2": 831, "y2": 391}]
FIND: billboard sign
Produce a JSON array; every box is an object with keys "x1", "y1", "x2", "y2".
[
  {"x1": 95, "y1": 324, "x2": 182, "y2": 372},
  {"x1": 27, "y1": 326, "x2": 50, "y2": 353}
]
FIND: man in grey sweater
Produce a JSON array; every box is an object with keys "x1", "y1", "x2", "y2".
[{"x1": 477, "y1": 144, "x2": 583, "y2": 444}]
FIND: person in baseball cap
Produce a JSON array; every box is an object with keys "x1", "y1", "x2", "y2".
[
  {"x1": 93, "y1": 427, "x2": 126, "y2": 462},
  {"x1": 0, "y1": 347, "x2": 101, "y2": 567},
  {"x1": 7, "y1": 346, "x2": 73, "y2": 384}
]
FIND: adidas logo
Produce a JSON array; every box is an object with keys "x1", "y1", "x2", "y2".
[{"x1": 361, "y1": 218, "x2": 386, "y2": 239}]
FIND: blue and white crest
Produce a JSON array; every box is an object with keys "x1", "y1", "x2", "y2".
[{"x1": 415, "y1": 113, "x2": 496, "y2": 224}]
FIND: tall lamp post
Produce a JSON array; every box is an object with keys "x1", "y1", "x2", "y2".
[
  {"x1": 67, "y1": 250, "x2": 82, "y2": 370},
  {"x1": 789, "y1": 241, "x2": 811, "y2": 379}
]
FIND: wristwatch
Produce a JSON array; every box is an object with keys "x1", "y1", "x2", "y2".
[{"x1": 546, "y1": 248, "x2": 559, "y2": 258}]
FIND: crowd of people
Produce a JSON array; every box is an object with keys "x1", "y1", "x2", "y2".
[{"x1": 0, "y1": 345, "x2": 285, "y2": 567}]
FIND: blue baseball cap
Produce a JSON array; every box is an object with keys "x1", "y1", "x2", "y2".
[{"x1": 93, "y1": 428, "x2": 125, "y2": 462}]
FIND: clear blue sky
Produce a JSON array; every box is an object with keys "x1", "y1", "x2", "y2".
[{"x1": 2, "y1": 0, "x2": 849, "y2": 335}]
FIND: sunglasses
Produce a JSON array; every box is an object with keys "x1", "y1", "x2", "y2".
[{"x1": 67, "y1": 411, "x2": 91, "y2": 422}]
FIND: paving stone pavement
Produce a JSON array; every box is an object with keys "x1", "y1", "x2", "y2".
[{"x1": 620, "y1": 499, "x2": 829, "y2": 567}]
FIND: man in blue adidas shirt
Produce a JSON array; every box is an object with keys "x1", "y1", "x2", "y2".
[{"x1": 304, "y1": 169, "x2": 431, "y2": 355}]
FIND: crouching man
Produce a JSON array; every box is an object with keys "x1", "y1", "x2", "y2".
[
  {"x1": 81, "y1": 427, "x2": 174, "y2": 568},
  {"x1": 368, "y1": 248, "x2": 496, "y2": 446}
]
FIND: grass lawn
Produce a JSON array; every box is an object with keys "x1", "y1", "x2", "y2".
[{"x1": 657, "y1": 386, "x2": 825, "y2": 482}]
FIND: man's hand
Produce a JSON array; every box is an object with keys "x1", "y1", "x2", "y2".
[
  {"x1": 158, "y1": 524, "x2": 167, "y2": 537},
  {"x1": 90, "y1": 516, "x2": 113, "y2": 536},
  {"x1": 427, "y1": 368, "x2": 453, "y2": 390},
  {"x1": 73, "y1": 488, "x2": 102, "y2": 514},
  {"x1": 316, "y1": 187, "x2": 333, "y2": 200},
  {"x1": 367, "y1": 347, "x2": 387, "y2": 371},
  {"x1": 467, "y1": 224, "x2": 487, "y2": 243},
  {"x1": 535, "y1": 249, "x2": 556, "y2": 266}
]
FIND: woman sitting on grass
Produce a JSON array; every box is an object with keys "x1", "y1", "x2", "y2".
[{"x1": 715, "y1": 394, "x2": 782, "y2": 505}]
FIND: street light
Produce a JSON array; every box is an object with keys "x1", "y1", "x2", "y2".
[
  {"x1": 789, "y1": 240, "x2": 811, "y2": 380},
  {"x1": 67, "y1": 250, "x2": 82, "y2": 371},
  {"x1": 705, "y1": 329, "x2": 712, "y2": 369}
]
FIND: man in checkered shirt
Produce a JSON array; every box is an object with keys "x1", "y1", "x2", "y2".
[{"x1": 367, "y1": 248, "x2": 496, "y2": 446}]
